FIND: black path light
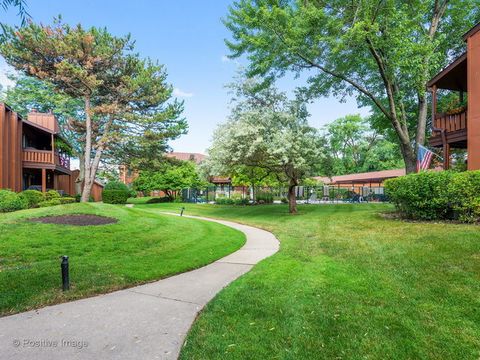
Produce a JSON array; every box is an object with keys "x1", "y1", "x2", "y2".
[
  {"x1": 61, "y1": 255, "x2": 70, "y2": 291},
  {"x1": 180, "y1": 207, "x2": 185, "y2": 217}
]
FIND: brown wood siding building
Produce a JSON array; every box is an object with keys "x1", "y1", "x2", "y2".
[
  {"x1": 0, "y1": 103, "x2": 105, "y2": 201},
  {"x1": 0, "y1": 104, "x2": 23, "y2": 191},
  {"x1": 427, "y1": 22, "x2": 480, "y2": 170},
  {"x1": 71, "y1": 170, "x2": 104, "y2": 202},
  {"x1": 0, "y1": 104, "x2": 75, "y2": 195}
]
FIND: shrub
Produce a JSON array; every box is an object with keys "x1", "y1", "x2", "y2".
[
  {"x1": 19, "y1": 190, "x2": 45, "y2": 208},
  {"x1": 38, "y1": 199, "x2": 62, "y2": 207},
  {"x1": 281, "y1": 197, "x2": 288, "y2": 204},
  {"x1": 447, "y1": 171, "x2": 480, "y2": 222},
  {"x1": 103, "y1": 181, "x2": 130, "y2": 204},
  {"x1": 216, "y1": 197, "x2": 234, "y2": 205},
  {"x1": 74, "y1": 194, "x2": 94, "y2": 202},
  {"x1": 233, "y1": 198, "x2": 249, "y2": 205},
  {"x1": 385, "y1": 170, "x2": 480, "y2": 222},
  {"x1": 59, "y1": 197, "x2": 76, "y2": 205},
  {"x1": 146, "y1": 197, "x2": 172, "y2": 204},
  {"x1": 103, "y1": 190, "x2": 130, "y2": 204},
  {"x1": 0, "y1": 190, "x2": 28, "y2": 212},
  {"x1": 104, "y1": 181, "x2": 129, "y2": 192},
  {"x1": 256, "y1": 192, "x2": 274, "y2": 204},
  {"x1": 230, "y1": 193, "x2": 249, "y2": 205},
  {"x1": 45, "y1": 190, "x2": 61, "y2": 201}
]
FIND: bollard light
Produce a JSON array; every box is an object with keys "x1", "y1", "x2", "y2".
[
  {"x1": 61, "y1": 255, "x2": 70, "y2": 291},
  {"x1": 180, "y1": 207, "x2": 185, "y2": 216}
]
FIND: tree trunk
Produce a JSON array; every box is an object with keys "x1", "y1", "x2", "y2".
[
  {"x1": 75, "y1": 153, "x2": 85, "y2": 196},
  {"x1": 81, "y1": 96, "x2": 92, "y2": 202},
  {"x1": 399, "y1": 140, "x2": 417, "y2": 174},
  {"x1": 251, "y1": 181, "x2": 255, "y2": 203},
  {"x1": 83, "y1": 143, "x2": 106, "y2": 201},
  {"x1": 287, "y1": 179, "x2": 298, "y2": 214},
  {"x1": 416, "y1": 92, "x2": 428, "y2": 148}
]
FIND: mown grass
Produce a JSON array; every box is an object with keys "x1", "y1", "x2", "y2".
[
  {"x1": 0, "y1": 202, "x2": 245, "y2": 316},
  {"x1": 135, "y1": 202, "x2": 480, "y2": 360}
]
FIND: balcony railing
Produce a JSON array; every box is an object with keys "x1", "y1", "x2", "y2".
[
  {"x1": 23, "y1": 149, "x2": 70, "y2": 169},
  {"x1": 433, "y1": 109, "x2": 467, "y2": 134}
]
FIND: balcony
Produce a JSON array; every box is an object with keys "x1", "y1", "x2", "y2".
[
  {"x1": 23, "y1": 149, "x2": 71, "y2": 171},
  {"x1": 429, "y1": 109, "x2": 468, "y2": 148}
]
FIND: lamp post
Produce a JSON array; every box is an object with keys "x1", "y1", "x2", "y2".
[{"x1": 61, "y1": 256, "x2": 69, "y2": 291}]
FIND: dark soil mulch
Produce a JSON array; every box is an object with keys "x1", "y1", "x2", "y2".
[
  {"x1": 29, "y1": 214, "x2": 118, "y2": 226},
  {"x1": 379, "y1": 212, "x2": 477, "y2": 225}
]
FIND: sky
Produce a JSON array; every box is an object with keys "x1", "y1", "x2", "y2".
[{"x1": 0, "y1": 0, "x2": 370, "y2": 154}]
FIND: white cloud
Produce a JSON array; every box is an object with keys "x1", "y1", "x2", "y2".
[{"x1": 173, "y1": 87, "x2": 194, "y2": 98}]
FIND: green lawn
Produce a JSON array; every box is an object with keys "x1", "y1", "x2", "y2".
[
  {"x1": 135, "y1": 202, "x2": 480, "y2": 360},
  {"x1": 0, "y1": 203, "x2": 245, "y2": 316}
]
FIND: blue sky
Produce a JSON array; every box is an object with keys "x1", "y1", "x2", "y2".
[{"x1": 0, "y1": 0, "x2": 370, "y2": 154}]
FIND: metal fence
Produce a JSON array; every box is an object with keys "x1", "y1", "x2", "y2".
[{"x1": 181, "y1": 185, "x2": 387, "y2": 204}]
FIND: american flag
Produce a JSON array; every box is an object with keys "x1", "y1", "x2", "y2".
[{"x1": 417, "y1": 145, "x2": 434, "y2": 172}]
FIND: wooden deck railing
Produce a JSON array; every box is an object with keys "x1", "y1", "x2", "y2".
[
  {"x1": 23, "y1": 149, "x2": 54, "y2": 164},
  {"x1": 433, "y1": 110, "x2": 467, "y2": 133},
  {"x1": 23, "y1": 149, "x2": 70, "y2": 169}
]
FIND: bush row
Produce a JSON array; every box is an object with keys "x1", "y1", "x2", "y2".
[
  {"x1": 103, "y1": 181, "x2": 132, "y2": 204},
  {"x1": 256, "y1": 192, "x2": 274, "y2": 204},
  {"x1": 384, "y1": 170, "x2": 480, "y2": 222},
  {"x1": 215, "y1": 197, "x2": 249, "y2": 205},
  {"x1": 0, "y1": 189, "x2": 76, "y2": 213}
]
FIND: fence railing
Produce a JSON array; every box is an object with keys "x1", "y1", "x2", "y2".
[{"x1": 180, "y1": 185, "x2": 387, "y2": 204}]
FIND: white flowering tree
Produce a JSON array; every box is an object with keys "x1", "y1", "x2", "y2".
[{"x1": 208, "y1": 80, "x2": 321, "y2": 214}]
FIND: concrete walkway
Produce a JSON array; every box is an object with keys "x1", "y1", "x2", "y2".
[{"x1": 0, "y1": 214, "x2": 279, "y2": 360}]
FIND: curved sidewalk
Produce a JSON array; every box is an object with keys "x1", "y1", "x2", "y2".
[{"x1": 0, "y1": 214, "x2": 280, "y2": 360}]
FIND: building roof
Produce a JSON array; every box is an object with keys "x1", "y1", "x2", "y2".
[
  {"x1": 27, "y1": 110, "x2": 60, "y2": 134},
  {"x1": 209, "y1": 176, "x2": 231, "y2": 184},
  {"x1": 463, "y1": 22, "x2": 480, "y2": 40},
  {"x1": 166, "y1": 152, "x2": 206, "y2": 164},
  {"x1": 314, "y1": 169, "x2": 406, "y2": 185},
  {"x1": 428, "y1": 22, "x2": 480, "y2": 91},
  {"x1": 427, "y1": 52, "x2": 467, "y2": 91}
]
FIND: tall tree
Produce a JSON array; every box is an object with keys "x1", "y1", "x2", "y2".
[
  {"x1": 133, "y1": 160, "x2": 204, "y2": 200},
  {"x1": 0, "y1": 20, "x2": 186, "y2": 201},
  {"x1": 224, "y1": 0, "x2": 480, "y2": 173},
  {"x1": 208, "y1": 78, "x2": 321, "y2": 214},
  {"x1": 321, "y1": 114, "x2": 403, "y2": 175}
]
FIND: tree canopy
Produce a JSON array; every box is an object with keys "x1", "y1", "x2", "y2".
[
  {"x1": 133, "y1": 160, "x2": 204, "y2": 199},
  {"x1": 224, "y1": 0, "x2": 480, "y2": 173},
  {"x1": 0, "y1": 19, "x2": 186, "y2": 201},
  {"x1": 207, "y1": 77, "x2": 321, "y2": 213},
  {"x1": 320, "y1": 114, "x2": 403, "y2": 176}
]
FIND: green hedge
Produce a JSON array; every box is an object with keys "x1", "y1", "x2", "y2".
[
  {"x1": 104, "y1": 181, "x2": 129, "y2": 192},
  {"x1": 38, "y1": 199, "x2": 62, "y2": 207},
  {"x1": 0, "y1": 190, "x2": 28, "y2": 212},
  {"x1": 19, "y1": 190, "x2": 45, "y2": 208},
  {"x1": 45, "y1": 190, "x2": 61, "y2": 201},
  {"x1": 60, "y1": 197, "x2": 76, "y2": 204},
  {"x1": 103, "y1": 190, "x2": 130, "y2": 204},
  {"x1": 256, "y1": 192, "x2": 274, "y2": 204},
  {"x1": 216, "y1": 197, "x2": 235, "y2": 205},
  {"x1": 385, "y1": 170, "x2": 480, "y2": 222}
]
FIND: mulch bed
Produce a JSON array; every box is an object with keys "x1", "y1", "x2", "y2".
[
  {"x1": 379, "y1": 212, "x2": 477, "y2": 225},
  {"x1": 29, "y1": 214, "x2": 118, "y2": 226}
]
